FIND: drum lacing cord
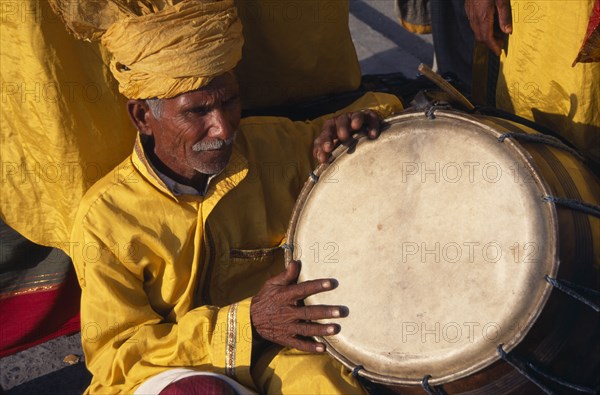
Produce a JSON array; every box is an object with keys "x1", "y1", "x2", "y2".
[
  {"x1": 425, "y1": 104, "x2": 452, "y2": 120},
  {"x1": 497, "y1": 132, "x2": 585, "y2": 161},
  {"x1": 281, "y1": 243, "x2": 294, "y2": 252},
  {"x1": 544, "y1": 275, "x2": 600, "y2": 313},
  {"x1": 497, "y1": 345, "x2": 597, "y2": 394},
  {"x1": 351, "y1": 365, "x2": 381, "y2": 395},
  {"x1": 309, "y1": 171, "x2": 319, "y2": 183},
  {"x1": 542, "y1": 196, "x2": 600, "y2": 219},
  {"x1": 421, "y1": 375, "x2": 447, "y2": 395}
]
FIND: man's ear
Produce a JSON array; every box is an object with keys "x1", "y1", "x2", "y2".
[{"x1": 127, "y1": 100, "x2": 154, "y2": 136}]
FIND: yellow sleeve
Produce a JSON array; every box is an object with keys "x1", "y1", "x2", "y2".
[{"x1": 72, "y1": 228, "x2": 254, "y2": 394}]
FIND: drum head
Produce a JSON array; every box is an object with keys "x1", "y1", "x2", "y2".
[{"x1": 287, "y1": 111, "x2": 559, "y2": 385}]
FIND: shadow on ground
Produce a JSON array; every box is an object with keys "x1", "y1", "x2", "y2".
[{"x1": 5, "y1": 364, "x2": 91, "y2": 395}]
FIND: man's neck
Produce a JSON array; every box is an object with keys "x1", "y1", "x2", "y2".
[{"x1": 145, "y1": 139, "x2": 209, "y2": 192}]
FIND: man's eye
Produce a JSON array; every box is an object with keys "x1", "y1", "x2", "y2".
[{"x1": 188, "y1": 107, "x2": 208, "y2": 115}]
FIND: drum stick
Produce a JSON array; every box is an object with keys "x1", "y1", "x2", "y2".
[{"x1": 417, "y1": 63, "x2": 476, "y2": 111}]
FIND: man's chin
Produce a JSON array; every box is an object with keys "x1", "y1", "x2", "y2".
[{"x1": 191, "y1": 148, "x2": 232, "y2": 175}]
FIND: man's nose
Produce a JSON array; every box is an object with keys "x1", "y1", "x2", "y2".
[{"x1": 207, "y1": 108, "x2": 236, "y2": 140}]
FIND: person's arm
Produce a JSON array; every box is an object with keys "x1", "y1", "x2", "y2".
[
  {"x1": 465, "y1": 0, "x2": 512, "y2": 56},
  {"x1": 72, "y1": 228, "x2": 254, "y2": 393}
]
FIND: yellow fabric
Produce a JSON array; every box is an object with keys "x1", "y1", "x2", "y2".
[
  {"x1": 398, "y1": 18, "x2": 432, "y2": 34},
  {"x1": 0, "y1": 0, "x2": 136, "y2": 249},
  {"x1": 48, "y1": 0, "x2": 243, "y2": 99},
  {"x1": 103, "y1": 0, "x2": 243, "y2": 99},
  {"x1": 255, "y1": 348, "x2": 363, "y2": 394},
  {"x1": 496, "y1": 0, "x2": 600, "y2": 168},
  {"x1": 235, "y1": 0, "x2": 361, "y2": 108},
  {"x1": 69, "y1": 92, "x2": 402, "y2": 394}
]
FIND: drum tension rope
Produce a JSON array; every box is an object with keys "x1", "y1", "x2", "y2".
[
  {"x1": 497, "y1": 132, "x2": 585, "y2": 161},
  {"x1": 351, "y1": 365, "x2": 384, "y2": 395},
  {"x1": 309, "y1": 171, "x2": 319, "y2": 183},
  {"x1": 421, "y1": 375, "x2": 447, "y2": 395},
  {"x1": 424, "y1": 104, "x2": 452, "y2": 120},
  {"x1": 497, "y1": 345, "x2": 597, "y2": 394},
  {"x1": 542, "y1": 196, "x2": 600, "y2": 219},
  {"x1": 544, "y1": 275, "x2": 600, "y2": 313}
]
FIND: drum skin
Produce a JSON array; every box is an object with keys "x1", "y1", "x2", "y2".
[{"x1": 286, "y1": 110, "x2": 600, "y2": 394}]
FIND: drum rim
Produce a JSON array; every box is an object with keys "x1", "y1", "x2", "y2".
[{"x1": 285, "y1": 110, "x2": 560, "y2": 386}]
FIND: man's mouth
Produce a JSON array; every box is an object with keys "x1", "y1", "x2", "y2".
[{"x1": 191, "y1": 132, "x2": 237, "y2": 152}]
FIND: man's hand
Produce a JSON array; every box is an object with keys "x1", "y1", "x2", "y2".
[
  {"x1": 465, "y1": 0, "x2": 512, "y2": 56},
  {"x1": 313, "y1": 109, "x2": 382, "y2": 164},
  {"x1": 250, "y1": 260, "x2": 346, "y2": 353}
]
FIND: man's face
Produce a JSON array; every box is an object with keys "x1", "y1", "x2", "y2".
[{"x1": 145, "y1": 73, "x2": 241, "y2": 179}]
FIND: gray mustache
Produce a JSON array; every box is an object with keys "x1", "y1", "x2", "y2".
[{"x1": 191, "y1": 133, "x2": 236, "y2": 152}]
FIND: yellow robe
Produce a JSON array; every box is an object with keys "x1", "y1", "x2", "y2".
[
  {"x1": 496, "y1": 0, "x2": 600, "y2": 169},
  {"x1": 69, "y1": 93, "x2": 402, "y2": 394}
]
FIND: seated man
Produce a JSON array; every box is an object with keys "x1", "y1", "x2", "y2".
[{"x1": 67, "y1": 1, "x2": 402, "y2": 393}]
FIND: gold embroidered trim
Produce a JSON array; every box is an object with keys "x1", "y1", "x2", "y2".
[
  {"x1": 225, "y1": 302, "x2": 238, "y2": 378},
  {"x1": 229, "y1": 247, "x2": 278, "y2": 260},
  {"x1": 0, "y1": 284, "x2": 61, "y2": 299},
  {"x1": 1, "y1": 273, "x2": 65, "y2": 289}
]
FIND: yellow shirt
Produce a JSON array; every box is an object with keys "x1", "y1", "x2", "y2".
[
  {"x1": 69, "y1": 93, "x2": 402, "y2": 393},
  {"x1": 496, "y1": 0, "x2": 600, "y2": 169}
]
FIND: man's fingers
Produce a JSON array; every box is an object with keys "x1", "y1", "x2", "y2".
[
  {"x1": 350, "y1": 111, "x2": 365, "y2": 132},
  {"x1": 349, "y1": 110, "x2": 381, "y2": 139},
  {"x1": 334, "y1": 114, "x2": 353, "y2": 142},
  {"x1": 292, "y1": 322, "x2": 340, "y2": 337},
  {"x1": 267, "y1": 260, "x2": 300, "y2": 286},
  {"x1": 282, "y1": 260, "x2": 301, "y2": 283},
  {"x1": 286, "y1": 337, "x2": 327, "y2": 353},
  {"x1": 314, "y1": 121, "x2": 337, "y2": 164},
  {"x1": 286, "y1": 278, "x2": 337, "y2": 301},
  {"x1": 365, "y1": 111, "x2": 381, "y2": 139},
  {"x1": 296, "y1": 304, "x2": 348, "y2": 321},
  {"x1": 496, "y1": 0, "x2": 512, "y2": 34},
  {"x1": 465, "y1": 0, "x2": 503, "y2": 56},
  {"x1": 486, "y1": 37, "x2": 502, "y2": 57}
]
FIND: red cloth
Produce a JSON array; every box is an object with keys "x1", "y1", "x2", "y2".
[
  {"x1": 0, "y1": 268, "x2": 80, "y2": 357},
  {"x1": 573, "y1": 0, "x2": 600, "y2": 65},
  {"x1": 159, "y1": 376, "x2": 236, "y2": 395}
]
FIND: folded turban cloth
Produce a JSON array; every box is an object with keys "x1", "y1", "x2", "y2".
[{"x1": 48, "y1": 0, "x2": 243, "y2": 99}]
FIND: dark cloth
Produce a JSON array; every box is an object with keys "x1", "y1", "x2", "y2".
[
  {"x1": 159, "y1": 376, "x2": 236, "y2": 395},
  {"x1": 430, "y1": 0, "x2": 475, "y2": 92}
]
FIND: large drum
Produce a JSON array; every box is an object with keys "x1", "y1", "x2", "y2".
[{"x1": 285, "y1": 109, "x2": 600, "y2": 394}]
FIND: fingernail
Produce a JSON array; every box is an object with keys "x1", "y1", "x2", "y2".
[
  {"x1": 332, "y1": 309, "x2": 340, "y2": 318},
  {"x1": 322, "y1": 280, "x2": 331, "y2": 289},
  {"x1": 316, "y1": 345, "x2": 325, "y2": 352},
  {"x1": 327, "y1": 326, "x2": 336, "y2": 334}
]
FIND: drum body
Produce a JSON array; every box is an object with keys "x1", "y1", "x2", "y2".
[{"x1": 286, "y1": 110, "x2": 600, "y2": 394}]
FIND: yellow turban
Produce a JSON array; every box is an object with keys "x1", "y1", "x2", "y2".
[{"x1": 48, "y1": 0, "x2": 243, "y2": 99}]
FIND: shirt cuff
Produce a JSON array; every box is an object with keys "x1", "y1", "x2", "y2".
[{"x1": 211, "y1": 297, "x2": 254, "y2": 389}]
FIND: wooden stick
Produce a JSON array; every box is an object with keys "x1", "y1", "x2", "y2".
[{"x1": 417, "y1": 63, "x2": 475, "y2": 111}]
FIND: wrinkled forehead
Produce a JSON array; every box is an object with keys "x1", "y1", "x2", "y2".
[{"x1": 166, "y1": 73, "x2": 239, "y2": 109}]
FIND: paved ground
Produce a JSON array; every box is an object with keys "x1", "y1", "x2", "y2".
[{"x1": 0, "y1": 1, "x2": 435, "y2": 393}]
